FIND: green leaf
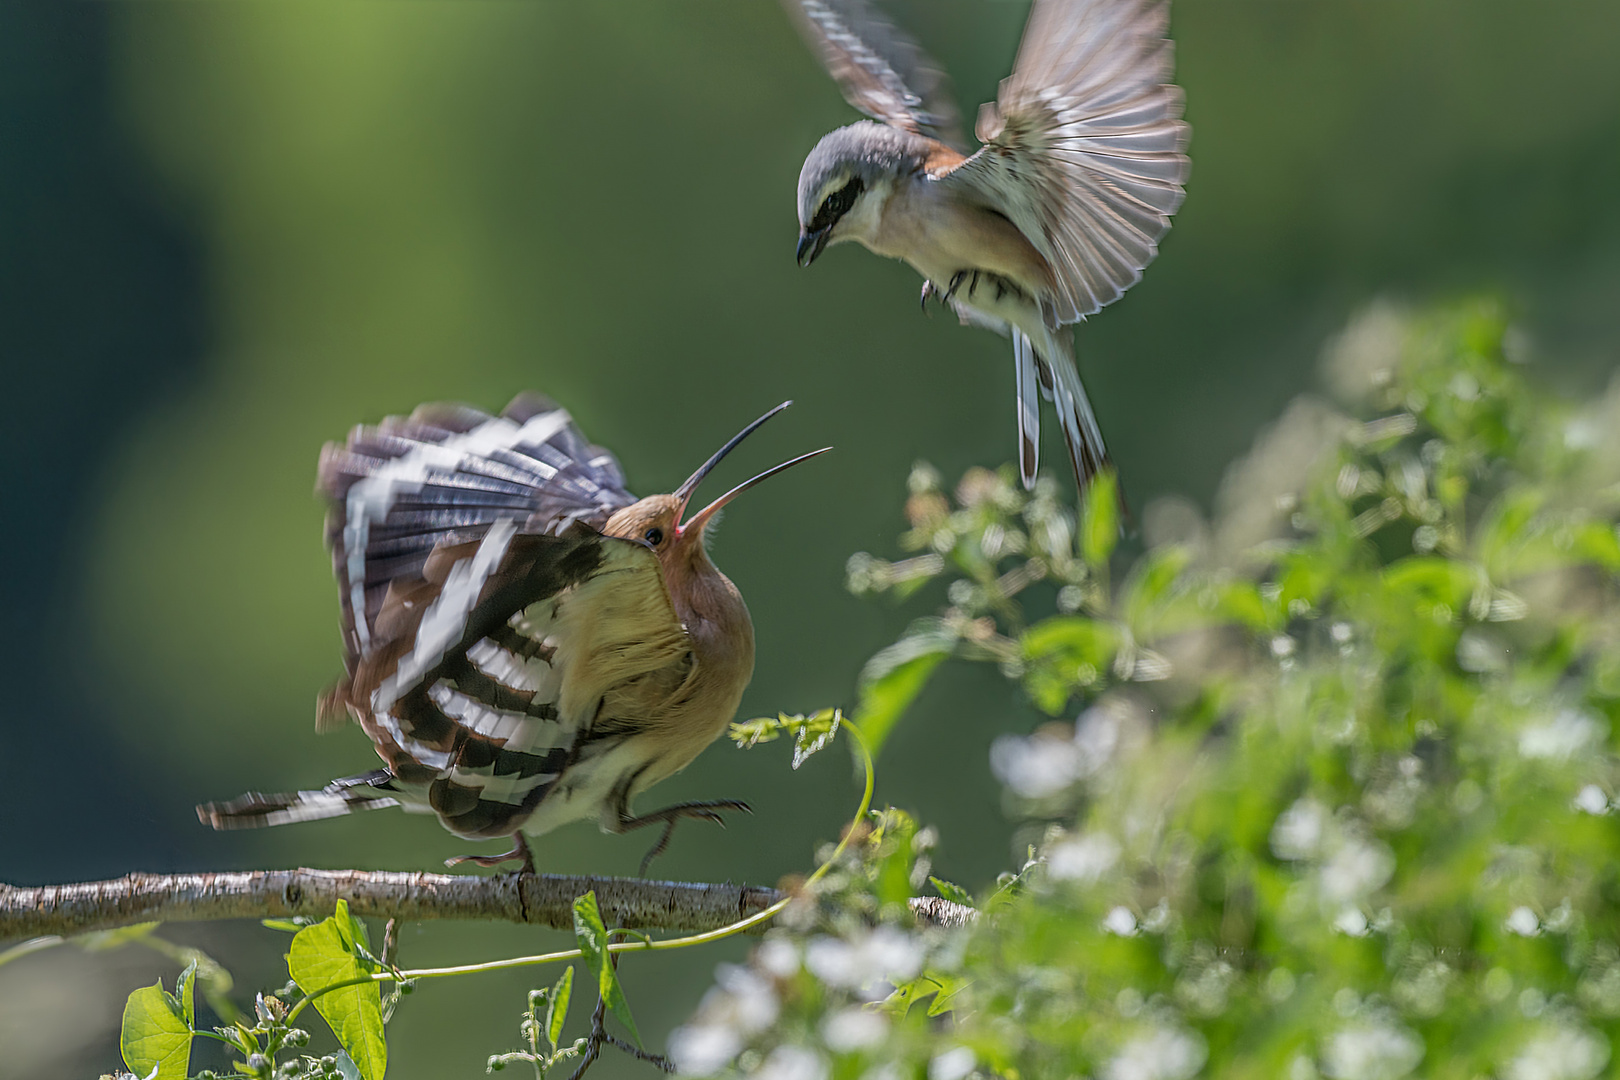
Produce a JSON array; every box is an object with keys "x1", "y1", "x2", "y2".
[
  {"x1": 1020, "y1": 617, "x2": 1119, "y2": 713},
  {"x1": 924, "y1": 972, "x2": 971, "y2": 1017},
  {"x1": 728, "y1": 715, "x2": 781, "y2": 748},
  {"x1": 572, "y1": 892, "x2": 640, "y2": 1048},
  {"x1": 1081, "y1": 467, "x2": 1120, "y2": 568},
  {"x1": 119, "y1": 977, "x2": 192, "y2": 1080},
  {"x1": 855, "y1": 621, "x2": 954, "y2": 756},
  {"x1": 872, "y1": 808, "x2": 918, "y2": 910},
  {"x1": 545, "y1": 966, "x2": 573, "y2": 1050},
  {"x1": 177, "y1": 960, "x2": 196, "y2": 1028},
  {"x1": 928, "y1": 876, "x2": 975, "y2": 908},
  {"x1": 1120, "y1": 544, "x2": 1193, "y2": 631},
  {"x1": 262, "y1": 917, "x2": 316, "y2": 934},
  {"x1": 333, "y1": 1051, "x2": 362, "y2": 1080},
  {"x1": 789, "y1": 708, "x2": 842, "y2": 768},
  {"x1": 288, "y1": 900, "x2": 387, "y2": 1080}
]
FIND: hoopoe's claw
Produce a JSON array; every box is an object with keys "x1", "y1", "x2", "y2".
[
  {"x1": 445, "y1": 832, "x2": 536, "y2": 874},
  {"x1": 620, "y1": 799, "x2": 753, "y2": 877},
  {"x1": 919, "y1": 280, "x2": 938, "y2": 313}
]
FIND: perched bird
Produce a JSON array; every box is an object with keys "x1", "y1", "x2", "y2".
[
  {"x1": 198, "y1": 395, "x2": 828, "y2": 873},
  {"x1": 787, "y1": 0, "x2": 1189, "y2": 489}
]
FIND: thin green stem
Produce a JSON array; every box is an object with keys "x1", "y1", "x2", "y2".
[
  {"x1": 0, "y1": 935, "x2": 64, "y2": 969},
  {"x1": 288, "y1": 723, "x2": 876, "y2": 1009}
]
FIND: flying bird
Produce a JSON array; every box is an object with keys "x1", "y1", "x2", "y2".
[
  {"x1": 199, "y1": 395, "x2": 828, "y2": 873},
  {"x1": 787, "y1": 0, "x2": 1189, "y2": 489}
]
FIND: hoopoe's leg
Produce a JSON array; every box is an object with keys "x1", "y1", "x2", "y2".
[
  {"x1": 444, "y1": 832, "x2": 536, "y2": 874},
  {"x1": 617, "y1": 799, "x2": 753, "y2": 876}
]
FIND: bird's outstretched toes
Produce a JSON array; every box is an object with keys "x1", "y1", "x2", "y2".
[
  {"x1": 445, "y1": 831, "x2": 537, "y2": 875},
  {"x1": 618, "y1": 799, "x2": 753, "y2": 877}
]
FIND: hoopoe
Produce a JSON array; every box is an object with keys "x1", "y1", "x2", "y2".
[{"x1": 198, "y1": 394, "x2": 828, "y2": 873}]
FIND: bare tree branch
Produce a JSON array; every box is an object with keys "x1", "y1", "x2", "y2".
[
  {"x1": 1, "y1": 869, "x2": 976, "y2": 941},
  {"x1": 1, "y1": 869, "x2": 777, "y2": 939}
]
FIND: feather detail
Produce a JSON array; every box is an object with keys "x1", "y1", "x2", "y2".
[{"x1": 945, "y1": 0, "x2": 1190, "y2": 325}]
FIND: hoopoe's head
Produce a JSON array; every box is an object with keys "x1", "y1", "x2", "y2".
[{"x1": 602, "y1": 402, "x2": 830, "y2": 575}]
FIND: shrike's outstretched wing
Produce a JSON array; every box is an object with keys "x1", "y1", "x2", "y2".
[
  {"x1": 784, "y1": 0, "x2": 966, "y2": 151},
  {"x1": 944, "y1": 0, "x2": 1190, "y2": 325}
]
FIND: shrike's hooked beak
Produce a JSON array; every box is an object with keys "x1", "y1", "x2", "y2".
[
  {"x1": 796, "y1": 227, "x2": 831, "y2": 267},
  {"x1": 673, "y1": 401, "x2": 831, "y2": 537}
]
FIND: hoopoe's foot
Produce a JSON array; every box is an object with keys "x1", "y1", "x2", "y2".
[
  {"x1": 445, "y1": 832, "x2": 535, "y2": 874},
  {"x1": 943, "y1": 270, "x2": 968, "y2": 303},
  {"x1": 619, "y1": 799, "x2": 753, "y2": 877}
]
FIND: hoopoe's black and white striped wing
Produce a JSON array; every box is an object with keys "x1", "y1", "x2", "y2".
[
  {"x1": 319, "y1": 393, "x2": 637, "y2": 677},
  {"x1": 346, "y1": 521, "x2": 692, "y2": 841}
]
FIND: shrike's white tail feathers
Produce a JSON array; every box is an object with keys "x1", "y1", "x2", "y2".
[
  {"x1": 1014, "y1": 332, "x2": 1043, "y2": 488},
  {"x1": 1015, "y1": 330, "x2": 1111, "y2": 490},
  {"x1": 197, "y1": 770, "x2": 401, "y2": 830}
]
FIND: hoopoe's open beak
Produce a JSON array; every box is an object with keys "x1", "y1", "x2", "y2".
[
  {"x1": 683, "y1": 446, "x2": 832, "y2": 537},
  {"x1": 796, "y1": 227, "x2": 831, "y2": 267},
  {"x1": 674, "y1": 401, "x2": 831, "y2": 536}
]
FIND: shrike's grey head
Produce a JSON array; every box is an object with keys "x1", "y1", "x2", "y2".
[{"x1": 795, "y1": 121, "x2": 926, "y2": 266}]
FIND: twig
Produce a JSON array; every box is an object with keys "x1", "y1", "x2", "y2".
[{"x1": 1, "y1": 869, "x2": 976, "y2": 940}]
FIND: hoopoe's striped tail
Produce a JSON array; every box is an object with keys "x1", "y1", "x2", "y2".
[{"x1": 197, "y1": 769, "x2": 401, "y2": 830}]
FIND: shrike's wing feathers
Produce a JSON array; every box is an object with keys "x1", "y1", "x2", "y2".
[
  {"x1": 945, "y1": 0, "x2": 1189, "y2": 325},
  {"x1": 785, "y1": 0, "x2": 967, "y2": 151},
  {"x1": 319, "y1": 393, "x2": 637, "y2": 669}
]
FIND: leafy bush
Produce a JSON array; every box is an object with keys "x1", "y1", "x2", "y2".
[{"x1": 670, "y1": 299, "x2": 1620, "y2": 1080}]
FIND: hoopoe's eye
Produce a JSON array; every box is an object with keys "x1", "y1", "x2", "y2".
[{"x1": 643, "y1": 527, "x2": 664, "y2": 546}]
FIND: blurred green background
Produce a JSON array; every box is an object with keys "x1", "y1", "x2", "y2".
[{"x1": 2, "y1": 2, "x2": 1618, "y2": 1076}]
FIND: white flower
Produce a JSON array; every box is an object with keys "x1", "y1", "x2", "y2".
[
  {"x1": 990, "y1": 733, "x2": 1083, "y2": 797},
  {"x1": 1574, "y1": 785, "x2": 1612, "y2": 815},
  {"x1": 1320, "y1": 836, "x2": 1395, "y2": 904},
  {"x1": 804, "y1": 937, "x2": 863, "y2": 988},
  {"x1": 1103, "y1": 906, "x2": 1139, "y2": 936},
  {"x1": 1072, "y1": 705, "x2": 1122, "y2": 776},
  {"x1": 928, "y1": 1046, "x2": 976, "y2": 1080},
  {"x1": 821, "y1": 1008, "x2": 887, "y2": 1053},
  {"x1": 1321, "y1": 1022, "x2": 1423, "y2": 1080},
  {"x1": 1272, "y1": 799, "x2": 1329, "y2": 861},
  {"x1": 1505, "y1": 907, "x2": 1541, "y2": 937},
  {"x1": 752, "y1": 1045, "x2": 829, "y2": 1080},
  {"x1": 1101, "y1": 1025, "x2": 1208, "y2": 1080},
  {"x1": 668, "y1": 1024, "x2": 742, "y2": 1076},
  {"x1": 862, "y1": 1066, "x2": 906, "y2": 1080},
  {"x1": 1503, "y1": 1024, "x2": 1611, "y2": 1080},
  {"x1": 1520, "y1": 709, "x2": 1608, "y2": 761},
  {"x1": 755, "y1": 937, "x2": 801, "y2": 978},
  {"x1": 1333, "y1": 908, "x2": 1370, "y2": 937},
  {"x1": 804, "y1": 928, "x2": 924, "y2": 995},
  {"x1": 1048, "y1": 832, "x2": 1121, "y2": 884}
]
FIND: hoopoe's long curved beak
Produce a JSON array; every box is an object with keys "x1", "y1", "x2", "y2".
[
  {"x1": 674, "y1": 401, "x2": 793, "y2": 521},
  {"x1": 673, "y1": 401, "x2": 831, "y2": 537},
  {"x1": 681, "y1": 446, "x2": 833, "y2": 538}
]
